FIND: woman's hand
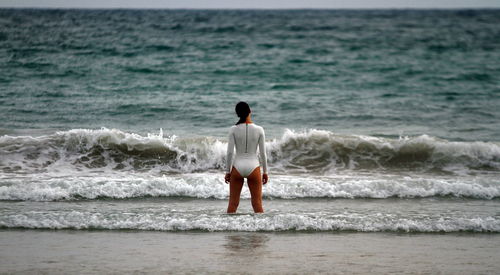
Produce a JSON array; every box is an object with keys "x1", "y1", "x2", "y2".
[
  {"x1": 224, "y1": 173, "x2": 231, "y2": 184},
  {"x1": 262, "y1": 173, "x2": 268, "y2": 185}
]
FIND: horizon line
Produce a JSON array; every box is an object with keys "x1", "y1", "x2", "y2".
[{"x1": 1, "y1": 6, "x2": 500, "y2": 10}]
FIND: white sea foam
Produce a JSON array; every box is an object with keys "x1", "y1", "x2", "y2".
[
  {"x1": 1, "y1": 173, "x2": 498, "y2": 201},
  {"x1": 1, "y1": 211, "x2": 498, "y2": 232}
]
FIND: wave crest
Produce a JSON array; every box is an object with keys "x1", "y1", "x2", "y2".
[
  {"x1": 269, "y1": 129, "x2": 500, "y2": 173},
  {"x1": 1, "y1": 128, "x2": 500, "y2": 174}
]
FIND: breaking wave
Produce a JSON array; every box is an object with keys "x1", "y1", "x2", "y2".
[{"x1": 1, "y1": 128, "x2": 500, "y2": 175}]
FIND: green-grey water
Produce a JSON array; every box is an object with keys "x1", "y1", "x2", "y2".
[{"x1": 1, "y1": 9, "x2": 499, "y2": 139}]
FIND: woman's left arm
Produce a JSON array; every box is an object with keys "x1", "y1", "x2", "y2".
[{"x1": 225, "y1": 128, "x2": 235, "y2": 183}]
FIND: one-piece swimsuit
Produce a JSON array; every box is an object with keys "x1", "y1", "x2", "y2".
[{"x1": 226, "y1": 123, "x2": 268, "y2": 177}]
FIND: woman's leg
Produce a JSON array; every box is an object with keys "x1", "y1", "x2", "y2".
[
  {"x1": 247, "y1": 167, "x2": 263, "y2": 213},
  {"x1": 227, "y1": 167, "x2": 244, "y2": 213}
]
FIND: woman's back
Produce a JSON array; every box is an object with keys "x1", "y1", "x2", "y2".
[
  {"x1": 226, "y1": 123, "x2": 268, "y2": 177},
  {"x1": 230, "y1": 123, "x2": 263, "y2": 156}
]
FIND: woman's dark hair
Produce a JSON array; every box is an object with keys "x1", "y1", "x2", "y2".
[{"x1": 235, "y1": 101, "x2": 251, "y2": 125}]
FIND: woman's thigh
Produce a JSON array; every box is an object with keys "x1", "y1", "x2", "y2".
[
  {"x1": 247, "y1": 167, "x2": 262, "y2": 198},
  {"x1": 229, "y1": 167, "x2": 244, "y2": 198}
]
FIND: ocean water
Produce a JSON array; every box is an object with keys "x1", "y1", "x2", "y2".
[{"x1": 1, "y1": 9, "x2": 500, "y2": 233}]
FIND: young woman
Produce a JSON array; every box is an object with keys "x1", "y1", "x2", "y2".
[{"x1": 225, "y1": 101, "x2": 268, "y2": 213}]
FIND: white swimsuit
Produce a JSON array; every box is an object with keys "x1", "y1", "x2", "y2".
[{"x1": 226, "y1": 123, "x2": 268, "y2": 177}]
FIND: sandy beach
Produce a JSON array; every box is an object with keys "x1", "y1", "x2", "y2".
[{"x1": 1, "y1": 230, "x2": 499, "y2": 274}]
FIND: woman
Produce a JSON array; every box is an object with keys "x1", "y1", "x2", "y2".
[{"x1": 225, "y1": 101, "x2": 269, "y2": 213}]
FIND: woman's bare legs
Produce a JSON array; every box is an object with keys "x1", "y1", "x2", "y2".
[
  {"x1": 227, "y1": 166, "x2": 264, "y2": 213},
  {"x1": 247, "y1": 167, "x2": 264, "y2": 213},
  {"x1": 227, "y1": 167, "x2": 244, "y2": 213}
]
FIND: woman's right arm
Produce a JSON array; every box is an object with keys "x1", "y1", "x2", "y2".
[{"x1": 258, "y1": 127, "x2": 268, "y2": 175}]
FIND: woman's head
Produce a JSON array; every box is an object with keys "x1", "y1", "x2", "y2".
[{"x1": 235, "y1": 101, "x2": 251, "y2": 124}]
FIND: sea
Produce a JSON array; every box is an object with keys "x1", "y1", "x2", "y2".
[{"x1": 1, "y1": 8, "x2": 500, "y2": 273}]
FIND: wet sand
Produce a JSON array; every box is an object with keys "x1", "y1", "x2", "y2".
[{"x1": 1, "y1": 230, "x2": 499, "y2": 274}]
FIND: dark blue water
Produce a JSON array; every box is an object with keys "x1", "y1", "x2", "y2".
[{"x1": 1, "y1": 9, "x2": 500, "y2": 232}]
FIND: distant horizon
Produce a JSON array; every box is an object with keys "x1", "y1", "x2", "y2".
[
  {"x1": 1, "y1": 0, "x2": 500, "y2": 10},
  {"x1": 2, "y1": 7, "x2": 500, "y2": 10}
]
